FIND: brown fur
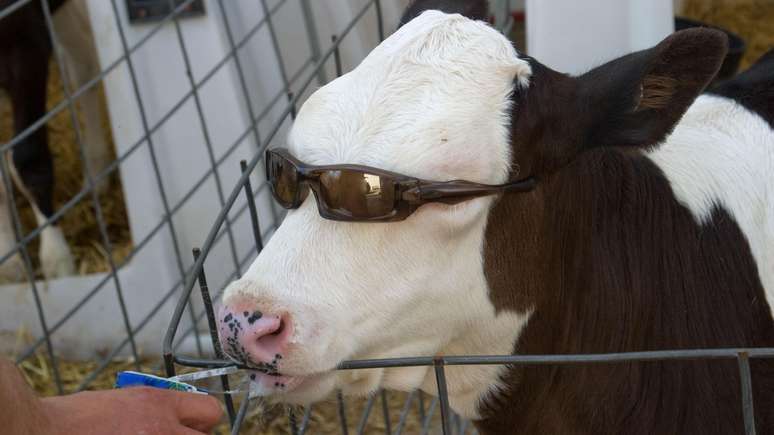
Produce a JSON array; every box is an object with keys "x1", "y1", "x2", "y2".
[
  {"x1": 480, "y1": 149, "x2": 774, "y2": 434},
  {"x1": 477, "y1": 27, "x2": 774, "y2": 435},
  {"x1": 637, "y1": 75, "x2": 678, "y2": 110}
]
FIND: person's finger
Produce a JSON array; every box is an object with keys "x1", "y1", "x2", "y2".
[{"x1": 171, "y1": 391, "x2": 224, "y2": 431}]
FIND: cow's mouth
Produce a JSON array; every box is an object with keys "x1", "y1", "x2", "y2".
[
  {"x1": 247, "y1": 370, "x2": 305, "y2": 394},
  {"x1": 246, "y1": 369, "x2": 336, "y2": 398}
]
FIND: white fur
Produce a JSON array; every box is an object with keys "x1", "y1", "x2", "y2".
[
  {"x1": 647, "y1": 94, "x2": 774, "y2": 312},
  {"x1": 35, "y1": 210, "x2": 75, "y2": 279},
  {"x1": 223, "y1": 11, "x2": 531, "y2": 418},
  {"x1": 0, "y1": 180, "x2": 24, "y2": 282}
]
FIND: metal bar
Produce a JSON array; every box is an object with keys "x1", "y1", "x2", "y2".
[
  {"x1": 167, "y1": 0, "x2": 241, "y2": 286},
  {"x1": 240, "y1": 161, "x2": 264, "y2": 251},
  {"x1": 419, "y1": 397, "x2": 439, "y2": 435},
  {"x1": 0, "y1": 0, "x2": 32, "y2": 22},
  {"x1": 287, "y1": 92, "x2": 297, "y2": 120},
  {"x1": 161, "y1": 344, "x2": 774, "y2": 379},
  {"x1": 738, "y1": 351, "x2": 757, "y2": 435},
  {"x1": 260, "y1": 0, "x2": 295, "y2": 115},
  {"x1": 417, "y1": 391, "x2": 426, "y2": 425},
  {"x1": 337, "y1": 348, "x2": 774, "y2": 369},
  {"x1": 458, "y1": 418, "x2": 470, "y2": 435},
  {"x1": 332, "y1": 35, "x2": 343, "y2": 77},
  {"x1": 434, "y1": 359, "x2": 452, "y2": 435},
  {"x1": 337, "y1": 390, "x2": 350, "y2": 435},
  {"x1": 216, "y1": 0, "x2": 279, "y2": 221},
  {"x1": 289, "y1": 407, "x2": 300, "y2": 435},
  {"x1": 0, "y1": 159, "x2": 63, "y2": 393},
  {"x1": 392, "y1": 390, "x2": 416, "y2": 435},
  {"x1": 299, "y1": 406, "x2": 314, "y2": 435},
  {"x1": 356, "y1": 393, "x2": 379, "y2": 434},
  {"x1": 110, "y1": 0, "x2": 202, "y2": 359},
  {"x1": 231, "y1": 395, "x2": 252, "y2": 435},
  {"x1": 192, "y1": 248, "x2": 237, "y2": 426},
  {"x1": 381, "y1": 389, "x2": 392, "y2": 435},
  {"x1": 452, "y1": 413, "x2": 461, "y2": 435},
  {"x1": 163, "y1": 0, "x2": 379, "y2": 359},
  {"x1": 299, "y1": 0, "x2": 327, "y2": 85},
  {"x1": 40, "y1": 0, "x2": 140, "y2": 368},
  {"x1": 375, "y1": 0, "x2": 384, "y2": 41}
]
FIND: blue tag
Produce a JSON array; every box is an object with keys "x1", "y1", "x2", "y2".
[{"x1": 115, "y1": 371, "x2": 204, "y2": 394}]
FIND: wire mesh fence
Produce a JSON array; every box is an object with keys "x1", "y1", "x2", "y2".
[
  {"x1": 4, "y1": 1, "x2": 769, "y2": 434},
  {"x1": 2, "y1": 0, "x2": 404, "y2": 393}
]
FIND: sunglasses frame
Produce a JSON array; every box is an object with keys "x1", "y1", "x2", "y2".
[{"x1": 265, "y1": 148, "x2": 537, "y2": 222}]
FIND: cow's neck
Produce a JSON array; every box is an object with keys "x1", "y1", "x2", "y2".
[{"x1": 476, "y1": 146, "x2": 774, "y2": 433}]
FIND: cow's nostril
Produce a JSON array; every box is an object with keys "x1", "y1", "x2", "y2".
[{"x1": 270, "y1": 316, "x2": 285, "y2": 336}]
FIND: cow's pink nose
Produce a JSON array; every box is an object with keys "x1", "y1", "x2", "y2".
[{"x1": 217, "y1": 304, "x2": 292, "y2": 371}]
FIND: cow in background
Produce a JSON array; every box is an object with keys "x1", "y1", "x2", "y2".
[{"x1": 0, "y1": 0, "x2": 110, "y2": 281}]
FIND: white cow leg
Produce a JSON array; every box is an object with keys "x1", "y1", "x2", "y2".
[
  {"x1": 6, "y1": 154, "x2": 75, "y2": 280},
  {"x1": 0, "y1": 180, "x2": 24, "y2": 282},
  {"x1": 35, "y1": 210, "x2": 75, "y2": 279}
]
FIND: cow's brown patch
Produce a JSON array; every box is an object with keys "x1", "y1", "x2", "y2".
[{"x1": 477, "y1": 29, "x2": 774, "y2": 435}]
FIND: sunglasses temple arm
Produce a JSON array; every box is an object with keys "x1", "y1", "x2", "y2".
[{"x1": 403, "y1": 177, "x2": 537, "y2": 205}]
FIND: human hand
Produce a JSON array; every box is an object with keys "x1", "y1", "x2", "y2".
[{"x1": 39, "y1": 386, "x2": 223, "y2": 435}]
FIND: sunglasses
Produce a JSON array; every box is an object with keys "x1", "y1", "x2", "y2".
[{"x1": 265, "y1": 148, "x2": 536, "y2": 222}]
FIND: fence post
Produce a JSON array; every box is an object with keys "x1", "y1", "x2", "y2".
[
  {"x1": 738, "y1": 351, "x2": 757, "y2": 435},
  {"x1": 434, "y1": 358, "x2": 452, "y2": 435}
]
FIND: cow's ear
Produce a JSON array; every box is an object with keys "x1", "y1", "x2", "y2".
[
  {"x1": 399, "y1": 0, "x2": 489, "y2": 28},
  {"x1": 579, "y1": 28, "x2": 728, "y2": 149}
]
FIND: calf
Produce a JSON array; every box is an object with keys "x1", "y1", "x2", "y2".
[
  {"x1": 0, "y1": 0, "x2": 110, "y2": 280},
  {"x1": 217, "y1": 4, "x2": 774, "y2": 434}
]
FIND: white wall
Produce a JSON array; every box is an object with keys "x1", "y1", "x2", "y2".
[{"x1": 526, "y1": 0, "x2": 674, "y2": 74}]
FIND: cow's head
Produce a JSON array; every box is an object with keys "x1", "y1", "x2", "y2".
[{"x1": 218, "y1": 4, "x2": 727, "y2": 419}]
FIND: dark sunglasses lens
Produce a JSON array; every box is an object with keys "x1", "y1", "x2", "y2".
[
  {"x1": 319, "y1": 170, "x2": 397, "y2": 219},
  {"x1": 268, "y1": 152, "x2": 300, "y2": 208}
]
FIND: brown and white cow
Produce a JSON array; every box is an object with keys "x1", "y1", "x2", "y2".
[{"x1": 217, "y1": 2, "x2": 774, "y2": 433}]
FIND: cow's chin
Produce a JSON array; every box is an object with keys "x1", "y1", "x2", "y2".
[
  {"x1": 251, "y1": 370, "x2": 336, "y2": 404},
  {"x1": 253, "y1": 361, "x2": 432, "y2": 405}
]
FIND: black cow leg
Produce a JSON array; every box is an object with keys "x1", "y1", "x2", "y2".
[{"x1": 7, "y1": 44, "x2": 74, "y2": 279}]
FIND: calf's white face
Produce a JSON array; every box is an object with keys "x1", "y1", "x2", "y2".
[{"x1": 219, "y1": 11, "x2": 531, "y2": 418}]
